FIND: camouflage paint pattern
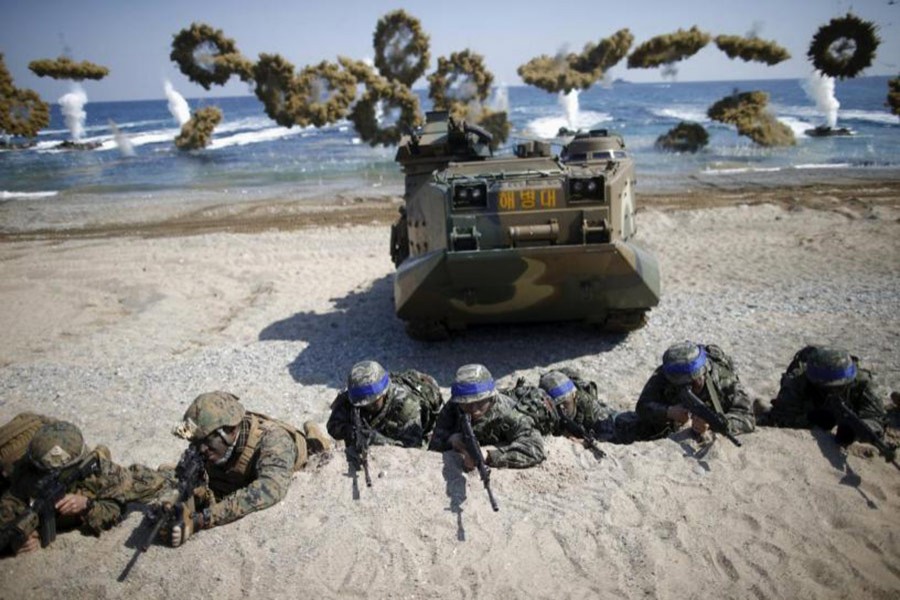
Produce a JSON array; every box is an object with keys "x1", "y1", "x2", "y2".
[
  {"x1": 392, "y1": 111, "x2": 660, "y2": 334},
  {"x1": 428, "y1": 394, "x2": 545, "y2": 468}
]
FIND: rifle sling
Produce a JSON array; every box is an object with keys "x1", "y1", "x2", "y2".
[{"x1": 705, "y1": 377, "x2": 726, "y2": 419}]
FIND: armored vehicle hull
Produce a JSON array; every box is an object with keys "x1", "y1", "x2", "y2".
[{"x1": 392, "y1": 111, "x2": 660, "y2": 339}]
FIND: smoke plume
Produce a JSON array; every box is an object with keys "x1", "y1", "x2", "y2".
[
  {"x1": 58, "y1": 83, "x2": 87, "y2": 142},
  {"x1": 164, "y1": 80, "x2": 191, "y2": 126},
  {"x1": 802, "y1": 71, "x2": 840, "y2": 128},
  {"x1": 108, "y1": 119, "x2": 135, "y2": 157},
  {"x1": 560, "y1": 89, "x2": 580, "y2": 130}
]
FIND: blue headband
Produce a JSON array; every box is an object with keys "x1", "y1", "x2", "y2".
[
  {"x1": 807, "y1": 361, "x2": 856, "y2": 384},
  {"x1": 349, "y1": 372, "x2": 390, "y2": 401},
  {"x1": 547, "y1": 380, "x2": 575, "y2": 399},
  {"x1": 452, "y1": 379, "x2": 495, "y2": 398},
  {"x1": 663, "y1": 346, "x2": 707, "y2": 376}
]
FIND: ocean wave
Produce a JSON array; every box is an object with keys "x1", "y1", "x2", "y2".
[
  {"x1": 652, "y1": 107, "x2": 709, "y2": 123},
  {"x1": 208, "y1": 125, "x2": 307, "y2": 149},
  {"x1": 837, "y1": 109, "x2": 898, "y2": 125},
  {"x1": 1, "y1": 190, "x2": 59, "y2": 200},
  {"x1": 525, "y1": 110, "x2": 612, "y2": 139},
  {"x1": 701, "y1": 165, "x2": 783, "y2": 175},
  {"x1": 793, "y1": 162, "x2": 852, "y2": 170},
  {"x1": 779, "y1": 104, "x2": 896, "y2": 127},
  {"x1": 779, "y1": 116, "x2": 817, "y2": 138}
]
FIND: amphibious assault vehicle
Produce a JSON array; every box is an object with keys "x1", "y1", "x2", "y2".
[{"x1": 390, "y1": 111, "x2": 660, "y2": 339}]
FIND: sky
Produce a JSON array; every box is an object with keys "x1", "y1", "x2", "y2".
[{"x1": 1, "y1": 0, "x2": 897, "y2": 103}]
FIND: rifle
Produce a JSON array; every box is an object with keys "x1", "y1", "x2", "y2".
[
  {"x1": 118, "y1": 445, "x2": 203, "y2": 581},
  {"x1": 556, "y1": 408, "x2": 606, "y2": 458},
  {"x1": 459, "y1": 411, "x2": 499, "y2": 512},
  {"x1": 0, "y1": 453, "x2": 101, "y2": 551},
  {"x1": 351, "y1": 407, "x2": 372, "y2": 488},
  {"x1": 678, "y1": 387, "x2": 742, "y2": 447},
  {"x1": 831, "y1": 396, "x2": 898, "y2": 466}
]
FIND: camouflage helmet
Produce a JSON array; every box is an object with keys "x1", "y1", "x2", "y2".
[
  {"x1": 662, "y1": 342, "x2": 708, "y2": 386},
  {"x1": 806, "y1": 347, "x2": 857, "y2": 387},
  {"x1": 28, "y1": 421, "x2": 86, "y2": 471},
  {"x1": 539, "y1": 370, "x2": 577, "y2": 406},
  {"x1": 347, "y1": 360, "x2": 390, "y2": 407},
  {"x1": 176, "y1": 391, "x2": 245, "y2": 440},
  {"x1": 451, "y1": 364, "x2": 497, "y2": 404}
]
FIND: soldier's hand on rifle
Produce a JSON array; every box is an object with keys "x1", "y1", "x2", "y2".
[
  {"x1": 55, "y1": 493, "x2": 91, "y2": 517},
  {"x1": 691, "y1": 415, "x2": 710, "y2": 435},
  {"x1": 15, "y1": 531, "x2": 40, "y2": 555},
  {"x1": 166, "y1": 509, "x2": 208, "y2": 548},
  {"x1": 667, "y1": 405, "x2": 690, "y2": 425},
  {"x1": 448, "y1": 433, "x2": 476, "y2": 472}
]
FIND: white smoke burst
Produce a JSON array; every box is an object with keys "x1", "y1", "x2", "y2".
[
  {"x1": 802, "y1": 71, "x2": 840, "y2": 128},
  {"x1": 108, "y1": 120, "x2": 135, "y2": 157},
  {"x1": 560, "y1": 89, "x2": 580, "y2": 130},
  {"x1": 164, "y1": 80, "x2": 191, "y2": 126},
  {"x1": 58, "y1": 83, "x2": 88, "y2": 142},
  {"x1": 488, "y1": 83, "x2": 509, "y2": 113}
]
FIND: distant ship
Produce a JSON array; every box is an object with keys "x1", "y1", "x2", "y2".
[{"x1": 804, "y1": 125, "x2": 854, "y2": 137}]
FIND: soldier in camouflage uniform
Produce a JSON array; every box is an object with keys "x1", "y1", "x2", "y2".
[
  {"x1": 0, "y1": 421, "x2": 166, "y2": 556},
  {"x1": 164, "y1": 391, "x2": 332, "y2": 547},
  {"x1": 636, "y1": 342, "x2": 756, "y2": 440},
  {"x1": 759, "y1": 346, "x2": 887, "y2": 447},
  {"x1": 540, "y1": 370, "x2": 617, "y2": 438},
  {"x1": 327, "y1": 360, "x2": 443, "y2": 448},
  {"x1": 428, "y1": 364, "x2": 545, "y2": 469}
]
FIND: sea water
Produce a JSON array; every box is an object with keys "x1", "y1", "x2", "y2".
[{"x1": 1, "y1": 75, "x2": 897, "y2": 202}]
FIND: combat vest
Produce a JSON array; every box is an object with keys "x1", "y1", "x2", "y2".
[
  {"x1": 205, "y1": 413, "x2": 308, "y2": 494},
  {"x1": 391, "y1": 370, "x2": 444, "y2": 434}
]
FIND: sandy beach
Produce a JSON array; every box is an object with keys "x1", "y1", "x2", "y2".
[{"x1": 0, "y1": 179, "x2": 899, "y2": 599}]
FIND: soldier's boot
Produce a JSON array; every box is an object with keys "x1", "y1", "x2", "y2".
[{"x1": 303, "y1": 421, "x2": 333, "y2": 454}]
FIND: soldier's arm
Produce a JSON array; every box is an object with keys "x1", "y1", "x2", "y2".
[
  {"x1": 721, "y1": 378, "x2": 756, "y2": 434},
  {"x1": 207, "y1": 428, "x2": 296, "y2": 528},
  {"x1": 427, "y1": 405, "x2": 457, "y2": 452},
  {"x1": 853, "y1": 376, "x2": 887, "y2": 437},
  {"x1": 392, "y1": 398, "x2": 425, "y2": 448},
  {"x1": 0, "y1": 490, "x2": 28, "y2": 532},
  {"x1": 768, "y1": 375, "x2": 811, "y2": 428},
  {"x1": 77, "y1": 457, "x2": 131, "y2": 535},
  {"x1": 577, "y1": 395, "x2": 609, "y2": 431},
  {"x1": 326, "y1": 393, "x2": 352, "y2": 442},
  {"x1": 487, "y1": 413, "x2": 546, "y2": 469},
  {"x1": 636, "y1": 371, "x2": 672, "y2": 428}
]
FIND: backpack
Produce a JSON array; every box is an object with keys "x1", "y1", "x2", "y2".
[
  {"x1": 504, "y1": 377, "x2": 559, "y2": 435},
  {"x1": 702, "y1": 344, "x2": 736, "y2": 373},
  {"x1": 784, "y1": 345, "x2": 817, "y2": 379},
  {"x1": 392, "y1": 370, "x2": 444, "y2": 435},
  {"x1": 0, "y1": 412, "x2": 56, "y2": 478},
  {"x1": 557, "y1": 367, "x2": 600, "y2": 401}
]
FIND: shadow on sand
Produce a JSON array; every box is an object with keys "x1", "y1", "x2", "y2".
[{"x1": 259, "y1": 274, "x2": 629, "y2": 388}]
